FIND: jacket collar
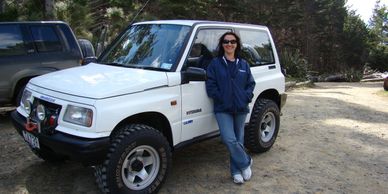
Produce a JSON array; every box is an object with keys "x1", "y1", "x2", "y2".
[{"x1": 222, "y1": 56, "x2": 239, "y2": 66}]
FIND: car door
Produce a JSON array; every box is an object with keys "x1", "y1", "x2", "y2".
[
  {"x1": 0, "y1": 23, "x2": 38, "y2": 103},
  {"x1": 180, "y1": 27, "x2": 231, "y2": 142}
]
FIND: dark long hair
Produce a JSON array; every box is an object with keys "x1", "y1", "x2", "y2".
[{"x1": 217, "y1": 32, "x2": 242, "y2": 58}]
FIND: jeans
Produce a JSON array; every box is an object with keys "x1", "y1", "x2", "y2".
[{"x1": 215, "y1": 112, "x2": 251, "y2": 176}]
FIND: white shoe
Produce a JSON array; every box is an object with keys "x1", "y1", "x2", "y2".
[
  {"x1": 233, "y1": 174, "x2": 244, "y2": 184},
  {"x1": 242, "y1": 159, "x2": 253, "y2": 181}
]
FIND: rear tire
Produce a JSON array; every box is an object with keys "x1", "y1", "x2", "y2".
[
  {"x1": 245, "y1": 99, "x2": 280, "y2": 153},
  {"x1": 95, "y1": 124, "x2": 171, "y2": 194}
]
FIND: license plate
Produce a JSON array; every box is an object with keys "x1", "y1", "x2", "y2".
[{"x1": 22, "y1": 131, "x2": 40, "y2": 149}]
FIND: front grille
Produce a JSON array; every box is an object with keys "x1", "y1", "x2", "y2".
[{"x1": 29, "y1": 98, "x2": 62, "y2": 135}]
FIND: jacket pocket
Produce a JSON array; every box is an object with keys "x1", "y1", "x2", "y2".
[{"x1": 235, "y1": 71, "x2": 248, "y2": 87}]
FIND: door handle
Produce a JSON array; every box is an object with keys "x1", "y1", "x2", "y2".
[{"x1": 268, "y1": 65, "x2": 276, "y2": 70}]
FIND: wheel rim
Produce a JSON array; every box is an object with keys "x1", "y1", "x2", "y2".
[
  {"x1": 259, "y1": 112, "x2": 276, "y2": 142},
  {"x1": 121, "y1": 145, "x2": 160, "y2": 190}
]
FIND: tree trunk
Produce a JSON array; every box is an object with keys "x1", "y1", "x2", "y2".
[
  {"x1": 45, "y1": 0, "x2": 55, "y2": 19},
  {"x1": 0, "y1": 0, "x2": 5, "y2": 14},
  {"x1": 384, "y1": 78, "x2": 388, "y2": 91}
]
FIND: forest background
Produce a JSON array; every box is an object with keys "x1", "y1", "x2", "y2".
[{"x1": 0, "y1": 0, "x2": 387, "y2": 81}]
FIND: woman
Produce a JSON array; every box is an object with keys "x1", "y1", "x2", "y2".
[{"x1": 206, "y1": 32, "x2": 256, "y2": 184}]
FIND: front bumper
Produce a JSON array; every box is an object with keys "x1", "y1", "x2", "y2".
[{"x1": 11, "y1": 111, "x2": 110, "y2": 165}]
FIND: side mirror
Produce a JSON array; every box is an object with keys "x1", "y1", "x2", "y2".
[
  {"x1": 181, "y1": 67, "x2": 207, "y2": 84},
  {"x1": 78, "y1": 39, "x2": 96, "y2": 58}
]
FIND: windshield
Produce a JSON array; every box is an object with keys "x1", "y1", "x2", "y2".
[{"x1": 100, "y1": 24, "x2": 191, "y2": 71}]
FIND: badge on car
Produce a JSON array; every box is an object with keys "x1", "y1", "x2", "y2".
[{"x1": 40, "y1": 95, "x2": 55, "y2": 103}]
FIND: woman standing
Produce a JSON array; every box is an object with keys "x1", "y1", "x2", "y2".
[{"x1": 206, "y1": 32, "x2": 256, "y2": 184}]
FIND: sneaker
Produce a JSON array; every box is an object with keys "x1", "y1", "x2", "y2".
[
  {"x1": 233, "y1": 174, "x2": 244, "y2": 184},
  {"x1": 242, "y1": 159, "x2": 253, "y2": 181}
]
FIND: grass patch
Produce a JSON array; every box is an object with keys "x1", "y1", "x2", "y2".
[{"x1": 376, "y1": 90, "x2": 388, "y2": 97}]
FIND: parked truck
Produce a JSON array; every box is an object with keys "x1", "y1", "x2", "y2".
[{"x1": 0, "y1": 21, "x2": 95, "y2": 106}]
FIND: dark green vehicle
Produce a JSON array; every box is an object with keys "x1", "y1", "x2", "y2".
[{"x1": 0, "y1": 21, "x2": 95, "y2": 106}]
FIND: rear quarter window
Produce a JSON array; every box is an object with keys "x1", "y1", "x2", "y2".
[
  {"x1": 238, "y1": 29, "x2": 275, "y2": 67},
  {"x1": 0, "y1": 24, "x2": 26, "y2": 57},
  {"x1": 30, "y1": 26, "x2": 63, "y2": 53}
]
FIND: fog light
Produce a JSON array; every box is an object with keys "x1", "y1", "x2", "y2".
[{"x1": 36, "y1": 104, "x2": 46, "y2": 121}]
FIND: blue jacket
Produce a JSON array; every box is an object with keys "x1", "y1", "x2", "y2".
[{"x1": 206, "y1": 57, "x2": 256, "y2": 113}]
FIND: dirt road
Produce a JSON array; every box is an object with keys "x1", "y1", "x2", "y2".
[{"x1": 1, "y1": 82, "x2": 387, "y2": 194}]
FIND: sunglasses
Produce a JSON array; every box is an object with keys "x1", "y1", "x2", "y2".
[{"x1": 222, "y1": 39, "x2": 237, "y2": 44}]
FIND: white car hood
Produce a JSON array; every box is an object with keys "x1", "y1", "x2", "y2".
[{"x1": 30, "y1": 63, "x2": 169, "y2": 99}]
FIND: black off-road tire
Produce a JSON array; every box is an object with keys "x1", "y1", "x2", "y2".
[
  {"x1": 245, "y1": 99, "x2": 280, "y2": 153},
  {"x1": 95, "y1": 124, "x2": 171, "y2": 194}
]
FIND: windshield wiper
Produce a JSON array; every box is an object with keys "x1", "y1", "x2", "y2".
[
  {"x1": 104, "y1": 63, "x2": 169, "y2": 72},
  {"x1": 105, "y1": 62, "x2": 126, "y2": 67},
  {"x1": 124, "y1": 65, "x2": 169, "y2": 72},
  {"x1": 139, "y1": 66, "x2": 169, "y2": 72}
]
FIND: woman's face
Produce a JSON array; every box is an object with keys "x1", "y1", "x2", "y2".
[{"x1": 222, "y1": 34, "x2": 237, "y2": 56}]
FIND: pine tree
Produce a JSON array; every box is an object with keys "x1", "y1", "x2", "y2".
[{"x1": 367, "y1": 0, "x2": 388, "y2": 72}]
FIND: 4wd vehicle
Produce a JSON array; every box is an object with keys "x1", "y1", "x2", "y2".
[
  {"x1": 11, "y1": 20, "x2": 287, "y2": 194},
  {"x1": 0, "y1": 21, "x2": 95, "y2": 106}
]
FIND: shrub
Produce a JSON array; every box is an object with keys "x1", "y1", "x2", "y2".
[
  {"x1": 342, "y1": 67, "x2": 363, "y2": 82},
  {"x1": 279, "y1": 48, "x2": 310, "y2": 81},
  {"x1": 367, "y1": 45, "x2": 388, "y2": 72}
]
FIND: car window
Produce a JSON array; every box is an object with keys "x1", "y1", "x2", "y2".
[
  {"x1": 185, "y1": 28, "x2": 231, "y2": 69},
  {"x1": 30, "y1": 26, "x2": 62, "y2": 53},
  {"x1": 238, "y1": 29, "x2": 275, "y2": 66},
  {"x1": 0, "y1": 24, "x2": 26, "y2": 57}
]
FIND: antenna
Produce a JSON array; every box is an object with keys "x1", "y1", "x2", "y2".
[{"x1": 129, "y1": 0, "x2": 151, "y2": 25}]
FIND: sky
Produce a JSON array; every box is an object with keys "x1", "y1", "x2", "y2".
[{"x1": 346, "y1": 0, "x2": 388, "y2": 24}]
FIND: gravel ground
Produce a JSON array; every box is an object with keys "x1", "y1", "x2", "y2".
[{"x1": 0, "y1": 82, "x2": 387, "y2": 194}]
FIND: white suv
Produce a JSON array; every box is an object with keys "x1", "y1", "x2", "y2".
[{"x1": 11, "y1": 20, "x2": 287, "y2": 194}]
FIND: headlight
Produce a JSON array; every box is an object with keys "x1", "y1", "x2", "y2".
[
  {"x1": 21, "y1": 89, "x2": 32, "y2": 115},
  {"x1": 64, "y1": 105, "x2": 93, "y2": 127}
]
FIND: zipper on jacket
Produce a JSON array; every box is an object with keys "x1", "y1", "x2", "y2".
[{"x1": 222, "y1": 56, "x2": 240, "y2": 113}]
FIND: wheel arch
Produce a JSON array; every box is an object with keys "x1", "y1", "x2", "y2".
[
  {"x1": 110, "y1": 112, "x2": 173, "y2": 148},
  {"x1": 256, "y1": 89, "x2": 281, "y2": 109},
  {"x1": 12, "y1": 67, "x2": 58, "y2": 104},
  {"x1": 12, "y1": 77, "x2": 33, "y2": 104}
]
